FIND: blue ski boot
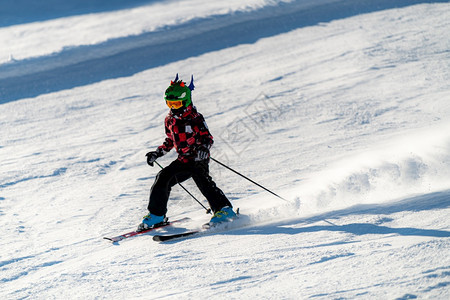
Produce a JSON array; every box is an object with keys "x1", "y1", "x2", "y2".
[
  {"x1": 137, "y1": 212, "x2": 165, "y2": 231},
  {"x1": 208, "y1": 206, "x2": 237, "y2": 226}
]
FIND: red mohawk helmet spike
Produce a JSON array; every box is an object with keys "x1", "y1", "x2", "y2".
[{"x1": 180, "y1": 82, "x2": 185, "y2": 87}]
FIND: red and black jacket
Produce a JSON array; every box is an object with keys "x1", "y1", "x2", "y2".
[{"x1": 157, "y1": 105, "x2": 213, "y2": 163}]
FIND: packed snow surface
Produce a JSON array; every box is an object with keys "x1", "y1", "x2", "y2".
[{"x1": 1, "y1": 0, "x2": 449, "y2": 299}]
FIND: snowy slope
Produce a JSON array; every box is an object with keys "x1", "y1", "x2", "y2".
[{"x1": 1, "y1": 0, "x2": 450, "y2": 299}]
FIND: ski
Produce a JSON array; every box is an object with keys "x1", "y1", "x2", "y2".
[
  {"x1": 103, "y1": 217, "x2": 190, "y2": 243},
  {"x1": 153, "y1": 208, "x2": 241, "y2": 242},
  {"x1": 153, "y1": 220, "x2": 235, "y2": 242},
  {"x1": 153, "y1": 230, "x2": 201, "y2": 242}
]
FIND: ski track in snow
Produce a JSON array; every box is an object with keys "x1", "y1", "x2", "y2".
[
  {"x1": 1, "y1": 0, "x2": 450, "y2": 299},
  {"x1": 1, "y1": 0, "x2": 449, "y2": 102}
]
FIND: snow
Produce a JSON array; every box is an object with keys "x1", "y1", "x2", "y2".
[{"x1": 1, "y1": 0, "x2": 450, "y2": 299}]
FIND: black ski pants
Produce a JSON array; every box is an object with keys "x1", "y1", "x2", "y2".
[{"x1": 148, "y1": 159, "x2": 231, "y2": 216}]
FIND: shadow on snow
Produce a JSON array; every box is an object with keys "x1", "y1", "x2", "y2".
[
  {"x1": 1, "y1": 0, "x2": 447, "y2": 103},
  {"x1": 245, "y1": 189, "x2": 450, "y2": 239},
  {"x1": 0, "y1": 0, "x2": 162, "y2": 28}
]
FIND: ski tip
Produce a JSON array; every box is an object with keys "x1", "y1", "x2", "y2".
[
  {"x1": 103, "y1": 237, "x2": 121, "y2": 243},
  {"x1": 153, "y1": 235, "x2": 163, "y2": 242}
]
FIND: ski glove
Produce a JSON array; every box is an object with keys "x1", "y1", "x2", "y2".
[
  {"x1": 146, "y1": 150, "x2": 162, "y2": 166},
  {"x1": 196, "y1": 146, "x2": 210, "y2": 161}
]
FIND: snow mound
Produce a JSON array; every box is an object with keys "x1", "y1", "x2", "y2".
[
  {"x1": 297, "y1": 126, "x2": 450, "y2": 215},
  {"x1": 219, "y1": 125, "x2": 450, "y2": 227}
]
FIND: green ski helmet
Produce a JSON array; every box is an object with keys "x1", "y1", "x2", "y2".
[{"x1": 164, "y1": 74, "x2": 195, "y2": 110}]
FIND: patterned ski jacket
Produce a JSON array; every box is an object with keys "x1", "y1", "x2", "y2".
[{"x1": 157, "y1": 105, "x2": 213, "y2": 163}]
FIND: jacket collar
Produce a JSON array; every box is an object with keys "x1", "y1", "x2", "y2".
[{"x1": 170, "y1": 105, "x2": 196, "y2": 119}]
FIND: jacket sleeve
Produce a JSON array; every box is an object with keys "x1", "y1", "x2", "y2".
[
  {"x1": 157, "y1": 116, "x2": 174, "y2": 155},
  {"x1": 192, "y1": 114, "x2": 214, "y2": 149}
]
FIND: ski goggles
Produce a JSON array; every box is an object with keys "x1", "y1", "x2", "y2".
[{"x1": 166, "y1": 100, "x2": 183, "y2": 109}]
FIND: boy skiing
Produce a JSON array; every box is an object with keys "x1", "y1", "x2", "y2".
[{"x1": 138, "y1": 74, "x2": 236, "y2": 231}]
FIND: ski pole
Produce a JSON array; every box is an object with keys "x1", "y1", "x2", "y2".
[
  {"x1": 210, "y1": 157, "x2": 288, "y2": 201},
  {"x1": 154, "y1": 161, "x2": 212, "y2": 214}
]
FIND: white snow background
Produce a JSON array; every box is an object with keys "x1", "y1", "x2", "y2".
[{"x1": 1, "y1": 0, "x2": 450, "y2": 299}]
